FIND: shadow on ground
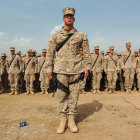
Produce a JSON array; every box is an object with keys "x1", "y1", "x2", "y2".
[{"x1": 76, "y1": 100, "x2": 103, "y2": 122}]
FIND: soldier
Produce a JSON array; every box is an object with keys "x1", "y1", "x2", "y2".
[
  {"x1": 0, "y1": 53, "x2": 8, "y2": 93},
  {"x1": 104, "y1": 49, "x2": 109, "y2": 91},
  {"x1": 116, "y1": 53, "x2": 124, "y2": 91},
  {"x1": 7, "y1": 47, "x2": 23, "y2": 95},
  {"x1": 45, "y1": 7, "x2": 91, "y2": 134},
  {"x1": 101, "y1": 51, "x2": 104, "y2": 57},
  {"x1": 23, "y1": 49, "x2": 38, "y2": 95},
  {"x1": 32, "y1": 50, "x2": 37, "y2": 57},
  {"x1": 38, "y1": 49, "x2": 49, "y2": 94},
  {"x1": 104, "y1": 46, "x2": 119, "y2": 94},
  {"x1": 122, "y1": 42, "x2": 136, "y2": 93},
  {"x1": 17, "y1": 51, "x2": 21, "y2": 57},
  {"x1": 91, "y1": 46, "x2": 103, "y2": 94}
]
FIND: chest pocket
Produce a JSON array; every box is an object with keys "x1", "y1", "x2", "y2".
[{"x1": 70, "y1": 37, "x2": 82, "y2": 55}]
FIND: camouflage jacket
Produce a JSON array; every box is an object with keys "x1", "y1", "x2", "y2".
[
  {"x1": 0, "y1": 59, "x2": 8, "y2": 75},
  {"x1": 23, "y1": 56, "x2": 38, "y2": 74},
  {"x1": 38, "y1": 56, "x2": 46, "y2": 74},
  {"x1": 6, "y1": 55, "x2": 23, "y2": 74},
  {"x1": 45, "y1": 27, "x2": 91, "y2": 74},
  {"x1": 91, "y1": 52, "x2": 103, "y2": 72},
  {"x1": 136, "y1": 56, "x2": 140, "y2": 73},
  {"x1": 104, "y1": 54, "x2": 119, "y2": 72},
  {"x1": 121, "y1": 50, "x2": 136, "y2": 69}
]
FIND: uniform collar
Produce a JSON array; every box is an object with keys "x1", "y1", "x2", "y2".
[{"x1": 60, "y1": 27, "x2": 77, "y2": 35}]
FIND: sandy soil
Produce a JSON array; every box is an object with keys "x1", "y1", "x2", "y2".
[{"x1": 0, "y1": 91, "x2": 140, "y2": 140}]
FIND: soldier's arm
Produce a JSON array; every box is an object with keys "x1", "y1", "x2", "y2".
[
  {"x1": 35, "y1": 58, "x2": 38, "y2": 73},
  {"x1": 81, "y1": 34, "x2": 91, "y2": 72},
  {"x1": 45, "y1": 33, "x2": 57, "y2": 74}
]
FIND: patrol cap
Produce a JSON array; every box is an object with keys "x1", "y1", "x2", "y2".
[
  {"x1": 1, "y1": 53, "x2": 6, "y2": 57},
  {"x1": 32, "y1": 50, "x2": 36, "y2": 53},
  {"x1": 134, "y1": 50, "x2": 138, "y2": 53},
  {"x1": 63, "y1": 7, "x2": 75, "y2": 16},
  {"x1": 117, "y1": 53, "x2": 121, "y2": 56},
  {"x1": 109, "y1": 46, "x2": 115, "y2": 50},
  {"x1": 42, "y1": 49, "x2": 47, "y2": 53},
  {"x1": 126, "y1": 42, "x2": 131, "y2": 46},
  {"x1": 94, "y1": 46, "x2": 99, "y2": 50},
  {"x1": 10, "y1": 47, "x2": 15, "y2": 51},
  {"x1": 37, "y1": 54, "x2": 41, "y2": 57},
  {"x1": 17, "y1": 51, "x2": 21, "y2": 54},
  {"x1": 27, "y1": 49, "x2": 32, "y2": 53},
  {"x1": 106, "y1": 49, "x2": 109, "y2": 53},
  {"x1": 101, "y1": 51, "x2": 104, "y2": 54}
]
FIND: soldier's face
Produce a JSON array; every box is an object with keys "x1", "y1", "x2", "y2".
[
  {"x1": 27, "y1": 52, "x2": 31, "y2": 56},
  {"x1": 42, "y1": 52, "x2": 46, "y2": 57},
  {"x1": 95, "y1": 49, "x2": 99, "y2": 54},
  {"x1": 1, "y1": 56, "x2": 6, "y2": 60},
  {"x1": 110, "y1": 49, "x2": 114, "y2": 54},
  {"x1": 126, "y1": 45, "x2": 131, "y2": 50},
  {"x1": 63, "y1": 14, "x2": 75, "y2": 25},
  {"x1": 10, "y1": 50, "x2": 15, "y2": 55}
]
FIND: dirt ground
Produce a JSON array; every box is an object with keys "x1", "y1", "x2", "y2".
[{"x1": 0, "y1": 91, "x2": 140, "y2": 140}]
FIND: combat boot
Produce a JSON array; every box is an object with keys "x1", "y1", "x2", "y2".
[
  {"x1": 112, "y1": 89, "x2": 117, "y2": 94},
  {"x1": 25, "y1": 91, "x2": 30, "y2": 95},
  {"x1": 92, "y1": 89, "x2": 96, "y2": 94},
  {"x1": 30, "y1": 91, "x2": 35, "y2": 95},
  {"x1": 57, "y1": 113, "x2": 67, "y2": 134},
  {"x1": 45, "y1": 90, "x2": 49, "y2": 95},
  {"x1": 9, "y1": 91, "x2": 15, "y2": 95},
  {"x1": 68, "y1": 114, "x2": 78, "y2": 133},
  {"x1": 15, "y1": 91, "x2": 19, "y2": 95},
  {"x1": 96, "y1": 89, "x2": 102, "y2": 94},
  {"x1": 109, "y1": 89, "x2": 112, "y2": 94},
  {"x1": 105, "y1": 88, "x2": 109, "y2": 92},
  {"x1": 41, "y1": 90, "x2": 45, "y2": 94},
  {"x1": 126, "y1": 89, "x2": 129, "y2": 94},
  {"x1": 129, "y1": 89, "x2": 133, "y2": 94}
]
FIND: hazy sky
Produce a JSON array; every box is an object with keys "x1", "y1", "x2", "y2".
[{"x1": 0, "y1": 0, "x2": 140, "y2": 54}]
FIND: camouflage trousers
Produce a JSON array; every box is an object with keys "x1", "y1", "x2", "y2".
[
  {"x1": 123, "y1": 68, "x2": 134, "y2": 89},
  {"x1": 137, "y1": 73, "x2": 140, "y2": 89},
  {"x1": 92, "y1": 71, "x2": 102, "y2": 90},
  {"x1": 57, "y1": 73, "x2": 81, "y2": 115},
  {"x1": 107, "y1": 71, "x2": 117, "y2": 89},
  {"x1": 8, "y1": 73, "x2": 20, "y2": 91},
  {"x1": 24, "y1": 74, "x2": 35, "y2": 91},
  {"x1": 39, "y1": 73, "x2": 50, "y2": 91}
]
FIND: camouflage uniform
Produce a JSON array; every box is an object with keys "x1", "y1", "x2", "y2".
[
  {"x1": 23, "y1": 50, "x2": 38, "y2": 94},
  {"x1": 45, "y1": 27, "x2": 91, "y2": 114},
  {"x1": 0, "y1": 54, "x2": 8, "y2": 92},
  {"x1": 7, "y1": 47, "x2": 23, "y2": 94},
  {"x1": 104, "y1": 46, "x2": 119, "y2": 93},
  {"x1": 38, "y1": 49, "x2": 50, "y2": 94},
  {"x1": 136, "y1": 56, "x2": 140, "y2": 91},
  {"x1": 91, "y1": 46, "x2": 103, "y2": 93},
  {"x1": 122, "y1": 43, "x2": 136, "y2": 93}
]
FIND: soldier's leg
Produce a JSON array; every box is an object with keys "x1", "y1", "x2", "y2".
[
  {"x1": 129, "y1": 69, "x2": 135, "y2": 93},
  {"x1": 30, "y1": 74, "x2": 35, "y2": 94},
  {"x1": 137, "y1": 73, "x2": 140, "y2": 91},
  {"x1": 92, "y1": 71, "x2": 97, "y2": 93},
  {"x1": 124, "y1": 69, "x2": 130, "y2": 93},
  {"x1": 68, "y1": 74, "x2": 81, "y2": 133},
  {"x1": 1, "y1": 74, "x2": 5, "y2": 92},
  {"x1": 112, "y1": 72, "x2": 117, "y2": 93},
  {"x1": 24, "y1": 74, "x2": 30, "y2": 94},
  {"x1": 40, "y1": 73, "x2": 45, "y2": 94},
  {"x1": 56, "y1": 74, "x2": 68, "y2": 134},
  {"x1": 96, "y1": 72, "x2": 102, "y2": 93},
  {"x1": 107, "y1": 72, "x2": 112, "y2": 93},
  {"x1": 9, "y1": 74, "x2": 15, "y2": 95},
  {"x1": 45, "y1": 75, "x2": 50, "y2": 94},
  {"x1": 14, "y1": 74, "x2": 20, "y2": 95}
]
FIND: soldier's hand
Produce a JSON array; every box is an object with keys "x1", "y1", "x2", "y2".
[
  {"x1": 134, "y1": 68, "x2": 136, "y2": 71},
  {"x1": 84, "y1": 70, "x2": 89, "y2": 78},
  {"x1": 47, "y1": 73, "x2": 52, "y2": 79},
  {"x1": 123, "y1": 68, "x2": 125, "y2": 72},
  {"x1": 117, "y1": 70, "x2": 120, "y2": 73},
  {"x1": 105, "y1": 72, "x2": 108, "y2": 75}
]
